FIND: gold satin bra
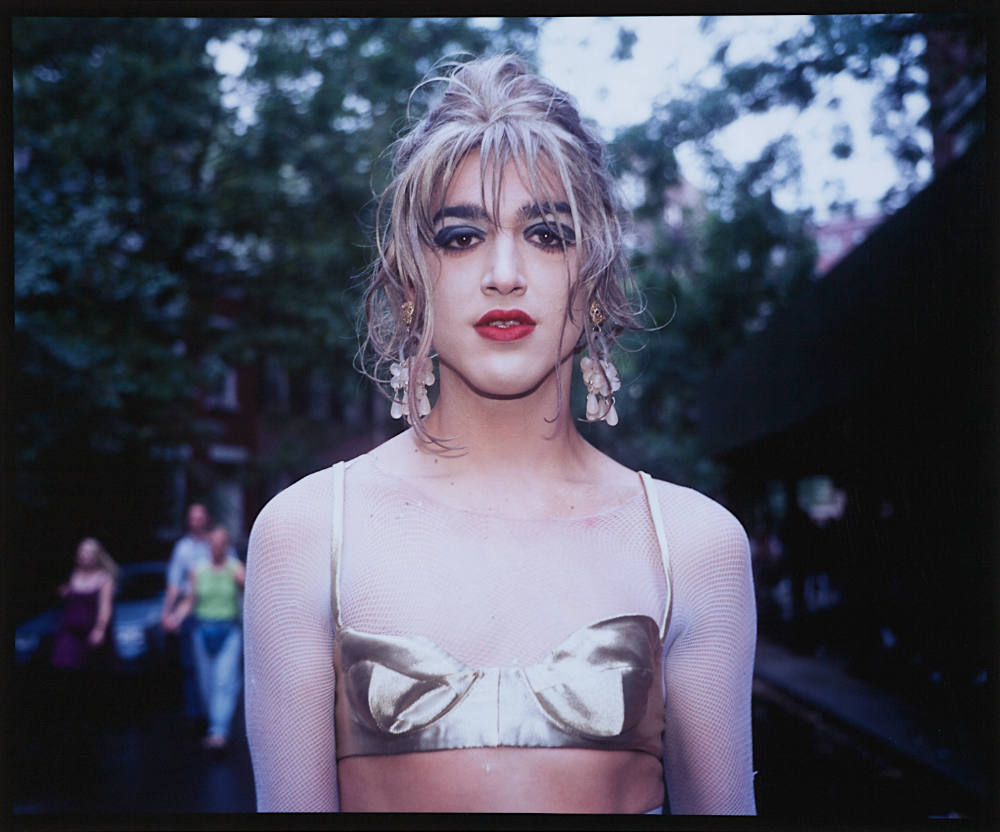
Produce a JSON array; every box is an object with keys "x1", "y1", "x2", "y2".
[{"x1": 329, "y1": 461, "x2": 673, "y2": 761}]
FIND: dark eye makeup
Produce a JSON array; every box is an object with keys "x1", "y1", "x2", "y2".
[
  {"x1": 431, "y1": 220, "x2": 576, "y2": 254},
  {"x1": 526, "y1": 222, "x2": 576, "y2": 250},
  {"x1": 433, "y1": 225, "x2": 485, "y2": 251}
]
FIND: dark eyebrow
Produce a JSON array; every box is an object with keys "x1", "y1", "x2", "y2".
[
  {"x1": 431, "y1": 204, "x2": 490, "y2": 224},
  {"x1": 520, "y1": 201, "x2": 572, "y2": 221},
  {"x1": 431, "y1": 201, "x2": 573, "y2": 225}
]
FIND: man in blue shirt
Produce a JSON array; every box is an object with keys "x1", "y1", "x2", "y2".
[{"x1": 161, "y1": 503, "x2": 213, "y2": 729}]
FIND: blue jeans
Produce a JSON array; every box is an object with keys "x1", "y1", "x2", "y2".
[
  {"x1": 179, "y1": 616, "x2": 202, "y2": 719},
  {"x1": 191, "y1": 619, "x2": 242, "y2": 740}
]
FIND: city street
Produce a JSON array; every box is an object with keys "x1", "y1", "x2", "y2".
[{"x1": 10, "y1": 650, "x2": 988, "y2": 820}]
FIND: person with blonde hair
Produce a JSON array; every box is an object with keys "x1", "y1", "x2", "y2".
[
  {"x1": 52, "y1": 537, "x2": 119, "y2": 669},
  {"x1": 245, "y1": 53, "x2": 756, "y2": 815}
]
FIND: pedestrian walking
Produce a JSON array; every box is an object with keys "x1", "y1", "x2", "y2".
[
  {"x1": 165, "y1": 525, "x2": 245, "y2": 752},
  {"x1": 161, "y1": 503, "x2": 212, "y2": 729}
]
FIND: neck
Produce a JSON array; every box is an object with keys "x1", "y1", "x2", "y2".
[{"x1": 416, "y1": 359, "x2": 591, "y2": 477}]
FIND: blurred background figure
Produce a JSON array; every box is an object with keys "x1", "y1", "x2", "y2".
[
  {"x1": 51, "y1": 537, "x2": 119, "y2": 671},
  {"x1": 160, "y1": 503, "x2": 212, "y2": 731},
  {"x1": 165, "y1": 525, "x2": 245, "y2": 753},
  {"x1": 49, "y1": 537, "x2": 121, "y2": 738}
]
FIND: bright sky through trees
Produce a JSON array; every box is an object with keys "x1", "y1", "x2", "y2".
[
  {"x1": 534, "y1": 16, "x2": 932, "y2": 221},
  {"x1": 210, "y1": 16, "x2": 932, "y2": 222}
]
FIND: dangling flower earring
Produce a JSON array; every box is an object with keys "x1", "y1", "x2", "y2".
[
  {"x1": 390, "y1": 300, "x2": 435, "y2": 421},
  {"x1": 580, "y1": 301, "x2": 621, "y2": 426}
]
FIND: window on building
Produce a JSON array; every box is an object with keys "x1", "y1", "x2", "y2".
[
  {"x1": 212, "y1": 477, "x2": 245, "y2": 550},
  {"x1": 204, "y1": 362, "x2": 239, "y2": 412}
]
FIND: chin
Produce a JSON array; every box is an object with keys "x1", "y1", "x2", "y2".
[
  {"x1": 442, "y1": 363, "x2": 557, "y2": 401},
  {"x1": 446, "y1": 341, "x2": 585, "y2": 399},
  {"x1": 479, "y1": 370, "x2": 567, "y2": 402}
]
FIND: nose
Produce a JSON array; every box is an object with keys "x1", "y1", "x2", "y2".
[{"x1": 481, "y1": 231, "x2": 526, "y2": 296}]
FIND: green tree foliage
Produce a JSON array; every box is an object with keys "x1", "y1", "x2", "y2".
[
  {"x1": 685, "y1": 14, "x2": 984, "y2": 212},
  {"x1": 14, "y1": 17, "x2": 539, "y2": 480},
  {"x1": 206, "y1": 18, "x2": 539, "y2": 478},
  {"x1": 14, "y1": 16, "x2": 248, "y2": 616},
  {"x1": 212, "y1": 18, "x2": 537, "y2": 372},
  {"x1": 15, "y1": 18, "x2": 246, "y2": 463}
]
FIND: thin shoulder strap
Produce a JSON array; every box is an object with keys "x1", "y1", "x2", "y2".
[
  {"x1": 330, "y1": 460, "x2": 346, "y2": 629},
  {"x1": 639, "y1": 471, "x2": 673, "y2": 640}
]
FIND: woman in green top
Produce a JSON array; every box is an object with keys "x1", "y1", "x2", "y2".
[{"x1": 168, "y1": 524, "x2": 246, "y2": 750}]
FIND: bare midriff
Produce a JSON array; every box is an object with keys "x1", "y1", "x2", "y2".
[{"x1": 338, "y1": 746, "x2": 664, "y2": 813}]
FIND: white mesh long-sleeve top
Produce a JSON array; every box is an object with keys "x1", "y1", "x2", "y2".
[{"x1": 244, "y1": 454, "x2": 756, "y2": 813}]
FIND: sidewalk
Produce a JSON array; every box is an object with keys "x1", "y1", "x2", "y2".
[{"x1": 754, "y1": 636, "x2": 989, "y2": 798}]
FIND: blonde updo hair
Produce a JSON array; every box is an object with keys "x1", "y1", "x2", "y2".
[{"x1": 362, "y1": 53, "x2": 641, "y2": 440}]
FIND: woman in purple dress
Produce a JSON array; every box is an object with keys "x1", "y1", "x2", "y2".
[{"x1": 51, "y1": 537, "x2": 118, "y2": 670}]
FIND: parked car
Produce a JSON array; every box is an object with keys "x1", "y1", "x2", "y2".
[{"x1": 15, "y1": 561, "x2": 168, "y2": 670}]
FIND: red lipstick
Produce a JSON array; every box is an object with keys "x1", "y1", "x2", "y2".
[{"x1": 474, "y1": 309, "x2": 536, "y2": 342}]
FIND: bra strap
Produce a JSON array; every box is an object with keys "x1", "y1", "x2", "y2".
[
  {"x1": 639, "y1": 471, "x2": 672, "y2": 640},
  {"x1": 330, "y1": 459, "x2": 346, "y2": 629}
]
